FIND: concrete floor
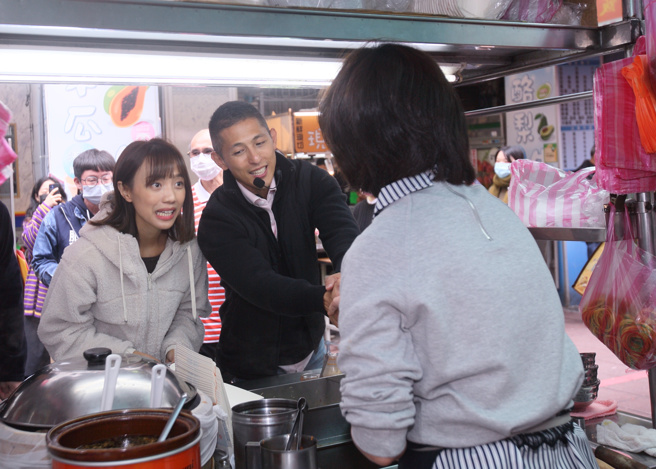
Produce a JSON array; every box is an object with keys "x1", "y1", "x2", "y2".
[{"x1": 564, "y1": 306, "x2": 653, "y2": 420}]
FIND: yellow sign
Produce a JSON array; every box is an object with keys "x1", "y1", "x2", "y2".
[{"x1": 293, "y1": 113, "x2": 330, "y2": 154}]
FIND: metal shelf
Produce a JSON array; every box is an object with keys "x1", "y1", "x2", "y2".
[
  {"x1": 0, "y1": 0, "x2": 641, "y2": 84},
  {"x1": 528, "y1": 227, "x2": 606, "y2": 242}
]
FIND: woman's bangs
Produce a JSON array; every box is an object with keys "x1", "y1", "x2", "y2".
[{"x1": 143, "y1": 149, "x2": 185, "y2": 186}]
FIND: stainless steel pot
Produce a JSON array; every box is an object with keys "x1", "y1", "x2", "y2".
[
  {"x1": 232, "y1": 398, "x2": 298, "y2": 469},
  {"x1": 0, "y1": 347, "x2": 197, "y2": 431}
]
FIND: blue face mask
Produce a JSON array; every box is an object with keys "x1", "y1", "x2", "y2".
[{"x1": 494, "y1": 162, "x2": 512, "y2": 179}]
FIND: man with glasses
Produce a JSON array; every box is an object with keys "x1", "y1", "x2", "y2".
[
  {"x1": 32, "y1": 149, "x2": 115, "y2": 287},
  {"x1": 187, "y1": 129, "x2": 224, "y2": 359}
]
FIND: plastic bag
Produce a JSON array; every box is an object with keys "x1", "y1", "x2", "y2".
[
  {"x1": 622, "y1": 54, "x2": 656, "y2": 153},
  {"x1": 594, "y1": 36, "x2": 656, "y2": 194},
  {"x1": 501, "y1": 0, "x2": 562, "y2": 23},
  {"x1": 507, "y1": 160, "x2": 609, "y2": 228},
  {"x1": 645, "y1": 0, "x2": 656, "y2": 90},
  {"x1": 579, "y1": 204, "x2": 656, "y2": 370}
]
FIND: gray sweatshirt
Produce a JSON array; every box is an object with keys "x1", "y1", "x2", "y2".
[
  {"x1": 39, "y1": 204, "x2": 209, "y2": 362},
  {"x1": 338, "y1": 182, "x2": 583, "y2": 458}
]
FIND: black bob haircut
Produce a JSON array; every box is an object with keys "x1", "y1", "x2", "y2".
[
  {"x1": 319, "y1": 43, "x2": 475, "y2": 196},
  {"x1": 208, "y1": 101, "x2": 270, "y2": 158}
]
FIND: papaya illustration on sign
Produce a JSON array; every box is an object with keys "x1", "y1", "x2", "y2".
[{"x1": 104, "y1": 86, "x2": 148, "y2": 128}]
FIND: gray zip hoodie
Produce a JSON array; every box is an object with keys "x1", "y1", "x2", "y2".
[
  {"x1": 39, "y1": 196, "x2": 209, "y2": 362},
  {"x1": 338, "y1": 182, "x2": 583, "y2": 457}
]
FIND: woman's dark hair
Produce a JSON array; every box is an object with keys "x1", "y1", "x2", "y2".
[
  {"x1": 73, "y1": 149, "x2": 115, "y2": 179},
  {"x1": 496, "y1": 145, "x2": 526, "y2": 163},
  {"x1": 25, "y1": 177, "x2": 67, "y2": 219},
  {"x1": 91, "y1": 138, "x2": 195, "y2": 244},
  {"x1": 319, "y1": 43, "x2": 475, "y2": 195}
]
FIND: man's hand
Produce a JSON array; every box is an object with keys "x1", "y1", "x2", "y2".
[
  {"x1": 324, "y1": 273, "x2": 341, "y2": 327},
  {"x1": 165, "y1": 349, "x2": 175, "y2": 364},
  {"x1": 0, "y1": 381, "x2": 21, "y2": 400}
]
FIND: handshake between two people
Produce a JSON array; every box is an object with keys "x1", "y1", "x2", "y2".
[{"x1": 323, "y1": 273, "x2": 341, "y2": 327}]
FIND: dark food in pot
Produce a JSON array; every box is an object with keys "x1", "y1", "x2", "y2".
[{"x1": 78, "y1": 434, "x2": 159, "y2": 450}]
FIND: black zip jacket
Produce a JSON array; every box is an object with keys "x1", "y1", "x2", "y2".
[{"x1": 198, "y1": 152, "x2": 359, "y2": 380}]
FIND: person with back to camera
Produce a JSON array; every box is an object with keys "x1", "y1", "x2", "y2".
[
  {"x1": 197, "y1": 101, "x2": 359, "y2": 382},
  {"x1": 21, "y1": 176, "x2": 67, "y2": 376},
  {"x1": 319, "y1": 43, "x2": 596, "y2": 468},
  {"x1": 187, "y1": 128, "x2": 226, "y2": 359},
  {"x1": 38, "y1": 139, "x2": 209, "y2": 363},
  {"x1": 488, "y1": 145, "x2": 525, "y2": 204},
  {"x1": 32, "y1": 149, "x2": 115, "y2": 287}
]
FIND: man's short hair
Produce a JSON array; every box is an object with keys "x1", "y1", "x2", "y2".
[
  {"x1": 73, "y1": 149, "x2": 115, "y2": 179},
  {"x1": 208, "y1": 101, "x2": 270, "y2": 157}
]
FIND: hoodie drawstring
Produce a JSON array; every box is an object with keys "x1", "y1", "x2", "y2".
[
  {"x1": 187, "y1": 245, "x2": 197, "y2": 320},
  {"x1": 446, "y1": 185, "x2": 493, "y2": 241},
  {"x1": 118, "y1": 233, "x2": 128, "y2": 323}
]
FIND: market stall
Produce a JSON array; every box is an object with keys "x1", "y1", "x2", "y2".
[{"x1": 0, "y1": 0, "x2": 653, "y2": 467}]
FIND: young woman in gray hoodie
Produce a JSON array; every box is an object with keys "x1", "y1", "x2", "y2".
[{"x1": 39, "y1": 139, "x2": 210, "y2": 364}]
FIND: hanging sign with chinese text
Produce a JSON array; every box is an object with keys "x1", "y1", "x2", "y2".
[
  {"x1": 293, "y1": 112, "x2": 330, "y2": 155},
  {"x1": 504, "y1": 68, "x2": 560, "y2": 167}
]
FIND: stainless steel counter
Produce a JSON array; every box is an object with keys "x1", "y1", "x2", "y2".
[
  {"x1": 585, "y1": 411, "x2": 656, "y2": 468},
  {"x1": 239, "y1": 371, "x2": 385, "y2": 469}
]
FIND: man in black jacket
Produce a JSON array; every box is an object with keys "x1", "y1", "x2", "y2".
[{"x1": 198, "y1": 101, "x2": 359, "y2": 381}]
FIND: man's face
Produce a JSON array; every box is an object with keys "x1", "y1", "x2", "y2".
[
  {"x1": 217, "y1": 117, "x2": 277, "y2": 195},
  {"x1": 74, "y1": 169, "x2": 113, "y2": 192},
  {"x1": 189, "y1": 129, "x2": 214, "y2": 160}
]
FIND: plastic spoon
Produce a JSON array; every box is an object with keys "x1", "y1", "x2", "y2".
[
  {"x1": 150, "y1": 364, "x2": 167, "y2": 408},
  {"x1": 100, "y1": 354, "x2": 122, "y2": 412},
  {"x1": 157, "y1": 393, "x2": 187, "y2": 443},
  {"x1": 285, "y1": 397, "x2": 307, "y2": 451}
]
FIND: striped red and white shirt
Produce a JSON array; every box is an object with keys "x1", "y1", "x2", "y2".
[{"x1": 192, "y1": 181, "x2": 224, "y2": 343}]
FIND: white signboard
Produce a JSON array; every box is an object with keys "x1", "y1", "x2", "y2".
[
  {"x1": 44, "y1": 85, "x2": 161, "y2": 194},
  {"x1": 505, "y1": 68, "x2": 559, "y2": 166}
]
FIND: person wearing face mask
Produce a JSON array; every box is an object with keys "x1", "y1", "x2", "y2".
[
  {"x1": 488, "y1": 145, "x2": 525, "y2": 204},
  {"x1": 21, "y1": 176, "x2": 67, "y2": 376},
  {"x1": 32, "y1": 149, "x2": 115, "y2": 287},
  {"x1": 188, "y1": 129, "x2": 225, "y2": 359}
]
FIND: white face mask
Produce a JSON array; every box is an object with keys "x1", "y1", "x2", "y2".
[
  {"x1": 82, "y1": 182, "x2": 112, "y2": 205},
  {"x1": 190, "y1": 152, "x2": 222, "y2": 181},
  {"x1": 494, "y1": 162, "x2": 512, "y2": 179}
]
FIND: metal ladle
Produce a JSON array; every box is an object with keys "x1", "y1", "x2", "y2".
[
  {"x1": 157, "y1": 393, "x2": 187, "y2": 442},
  {"x1": 285, "y1": 397, "x2": 307, "y2": 451}
]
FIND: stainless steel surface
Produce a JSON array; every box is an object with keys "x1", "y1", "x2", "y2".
[
  {"x1": 528, "y1": 226, "x2": 607, "y2": 242},
  {"x1": 465, "y1": 91, "x2": 592, "y2": 118},
  {"x1": 0, "y1": 0, "x2": 641, "y2": 85},
  {"x1": 0, "y1": 351, "x2": 196, "y2": 430},
  {"x1": 240, "y1": 373, "x2": 381, "y2": 469},
  {"x1": 232, "y1": 398, "x2": 298, "y2": 469},
  {"x1": 586, "y1": 411, "x2": 656, "y2": 468}
]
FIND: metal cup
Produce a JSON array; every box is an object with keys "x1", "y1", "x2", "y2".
[
  {"x1": 232, "y1": 399, "x2": 298, "y2": 469},
  {"x1": 260, "y1": 434, "x2": 318, "y2": 469}
]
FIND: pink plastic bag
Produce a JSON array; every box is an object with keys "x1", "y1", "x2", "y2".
[
  {"x1": 501, "y1": 0, "x2": 562, "y2": 23},
  {"x1": 646, "y1": 1, "x2": 656, "y2": 90},
  {"x1": 594, "y1": 36, "x2": 656, "y2": 194},
  {"x1": 580, "y1": 204, "x2": 656, "y2": 370},
  {"x1": 507, "y1": 160, "x2": 608, "y2": 228}
]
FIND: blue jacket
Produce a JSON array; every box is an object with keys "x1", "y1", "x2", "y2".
[{"x1": 32, "y1": 194, "x2": 90, "y2": 287}]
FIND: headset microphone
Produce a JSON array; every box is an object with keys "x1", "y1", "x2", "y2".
[{"x1": 253, "y1": 177, "x2": 265, "y2": 189}]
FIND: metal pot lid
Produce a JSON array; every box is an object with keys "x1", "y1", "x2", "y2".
[{"x1": 0, "y1": 348, "x2": 198, "y2": 431}]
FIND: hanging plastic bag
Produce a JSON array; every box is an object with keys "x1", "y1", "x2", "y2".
[
  {"x1": 621, "y1": 54, "x2": 656, "y2": 153},
  {"x1": 594, "y1": 36, "x2": 656, "y2": 194},
  {"x1": 645, "y1": 0, "x2": 656, "y2": 90},
  {"x1": 507, "y1": 159, "x2": 608, "y2": 228},
  {"x1": 501, "y1": 0, "x2": 562, "y2": 23},
  {"x1": 579, "y1": 204, "x2": 656, "y2": 370}
]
